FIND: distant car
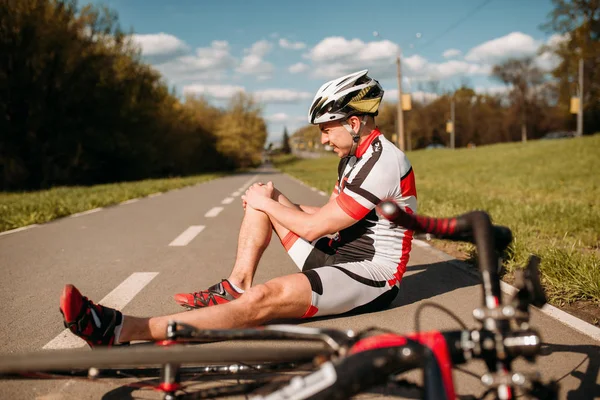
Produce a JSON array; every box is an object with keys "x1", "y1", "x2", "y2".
[
  {"x1": 425, "y1": 143, "x2": 446, "y2": 149},
  {"x1": 541, "y1": 131, "x2": 575, "y2": 140}
]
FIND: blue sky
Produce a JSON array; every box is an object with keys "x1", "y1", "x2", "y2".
[{"x1": 85, "y1": 0, "x2": 561, "y2": 143}]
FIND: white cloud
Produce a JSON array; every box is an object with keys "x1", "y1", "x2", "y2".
[
  {"x1": 465, "y1": 32, "x2": 540, "y2": 63},
  {"x1": 305, "y1": 36, "x2": 487, "y2": 81},
  {"x1": 182, "y1": 84, "x2": 245, "y2": 100},
  {"x1": 130, "y1": 33, "x2": 188, "y2": 56},
  {"x1": 475, "y1": 85, "x2": 510, "y2": 96},
  {"x1": 237, "y1": 40, "x2": 274, "y2": 79},
  {"x1": 402, "y1": 55, "x2": 490, "y2": 80},
  {"x1": 279, "y1": 38, "x2": 306, "y2": 50},
  {"x1": 534, "y1": 33, "x2": 569, "y2": 71},
  {"x1": 288, "y1": 62, "x2": 309, "y2": 74},
  {"x1": 534, "y1": 51, "x2": 562, "y2": 71},
  {"x1": 266, "y1": 113, "x2": 306, "y2": 122},
  {"x1": 154, "y1": 40, "x2": 236, "y2": 81},
  {"x1": 442, "y1": 48, "x2": 462, "y2": 58},
  {"x1": 255, "y1": 89, "x2": 312, "y2": 103},
  {"x1": 182, "y1": 85, "x2": 312, "y2": 104},
  {"x1": 306, "y1": 37, "x2": 398, "y2": 72},
  {"x1": 385, "y1": 89, "x2": 439, "y2": 104}
]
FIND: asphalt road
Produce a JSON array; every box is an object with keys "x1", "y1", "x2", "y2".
[{"x1": 0, "y1": 167, "x2": 598, "y2": 399}]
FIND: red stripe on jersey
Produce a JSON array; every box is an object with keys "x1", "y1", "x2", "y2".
[
  {"x1": 336, "y1": 192, "x2": 370, "y2": 220},
  {"x1": 281, "y1": 231, "x2": 299, "y2": 251},
  {"x1": 389, "y1": 206, "x2": 414, "y2": 287},
  {"x1": 401, "y1": 169, "x2": 417, "y2": 198},
  {"x1": 355, "y1": 128, "x2": 381, "y2": 159},
  {"x1": 301, "y1": 305, "x2": 319, "y2": 318}
]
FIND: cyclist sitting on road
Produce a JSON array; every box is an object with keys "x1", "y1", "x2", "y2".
[{"x1": 59, "y1": 69, "x2": 419, "y2": 347}]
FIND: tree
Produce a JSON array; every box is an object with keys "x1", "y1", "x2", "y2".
[
  {"x1": 542, "y1": 0, "x2": 600, "y2": 134},
  {"x1": 492, "y1": 58, "x2": 545, "y2": 142},
  {"x1": 281, "y1": 127, "x2": 291, "y2": 154}
]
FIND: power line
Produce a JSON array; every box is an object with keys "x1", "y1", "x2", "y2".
[{"x1": 415, "y1": 0, "x2": 494, "y2": 51}]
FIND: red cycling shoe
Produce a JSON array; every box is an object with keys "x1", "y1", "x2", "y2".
[
  {"x1": 173, "y1": 279, "x2": 242, "y2": 309},
  {"x1": 60, "y1": 284, "x2": 126, "y2": 348}
]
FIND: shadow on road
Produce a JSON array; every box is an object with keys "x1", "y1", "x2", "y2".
[
  {"x1": 389, "y1": 262, "x2": 479, "y2": 309},
  {"x1": 541, "y1": 342, "x2": 600, "y2": 399},
  {"x1": 279, "y1": 261, "x2": 479, "y2": 326}
]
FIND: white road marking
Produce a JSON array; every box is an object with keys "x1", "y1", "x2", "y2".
[
  {"x1": 70, "y1": 208, "x2": 102, "y2": 218},
  {"x1": 205, "y1": 207, "x2": 224, "y2": 218},
  {"x1": 169, "y1": 225, "x2": 205, "y2": 246},
  {"x1": 232, "y1": 191, "x2": 241, "y2": 197},
  {"x1": 318, "y1": 191, "x2": 327, "y2": 196},
  {"x1": 43, "y1": 272, "x2": 159, "y2": 349},
  {"x1": 148, "y1": 192, "x2": 162, "y2": 198},
  {"x1": 0, "y1": 224, "x2": 38, "y2": 237},
  {"x1": 241, "y1": 174, "x2": 259, "y2": 189},
  {"x1": 120, "y1": 198, "x2": 139, "y2": 205},
  {"x1": 310, "y1": 187, "x2": 317, "y2": 192},
  {"x1": 222, "y1": 197, "x2": 234, "y2": 204}
]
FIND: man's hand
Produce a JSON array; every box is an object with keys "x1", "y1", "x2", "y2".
[{"x1": 242, "y1": 181, "x2": 274, "y2": 211}]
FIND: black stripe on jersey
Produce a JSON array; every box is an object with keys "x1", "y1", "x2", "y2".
[
  {"x1": 302, "y1": 270, "x2": 324, "y2": 295},
  {"x1": 401, "y1": 166, "x2": 413, "y2": 180},
  {"x1": 347, "y1": 186, "x2": 381, "y2": 207},
  {"x1": 331, "y1": 266, "x2": 387, "y2": 287},
  {"x1": 343, "y1": 137, "x2": 383, "y2": 205}
]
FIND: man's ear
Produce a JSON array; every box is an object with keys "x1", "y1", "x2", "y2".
[{"x1": 348, "y1": 115, "x2": 361, "y2": 131}]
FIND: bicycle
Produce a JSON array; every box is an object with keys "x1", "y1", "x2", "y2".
[{"x1": 0, "y1": 200, "x2": 558, "y2": 399}]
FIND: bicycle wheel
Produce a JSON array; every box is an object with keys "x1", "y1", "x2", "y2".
[{"x1": 0, "y1": 342, "x2": 330, "y2": 399}]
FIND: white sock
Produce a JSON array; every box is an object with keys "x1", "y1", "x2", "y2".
[
  {"x1": 229, "y1": 281, "x2": 245, "y2": 293},
  {"x1": 114, "y1": 315, "x2": 124, "y2": 344}
]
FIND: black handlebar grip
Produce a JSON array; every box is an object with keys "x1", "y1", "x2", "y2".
[{"x1": 377, "y1": 200, "x2": 512, "y2": 252}]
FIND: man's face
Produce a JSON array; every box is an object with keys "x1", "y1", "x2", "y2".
[{"x1": 318, "y1": 118, "x2": 356, "y2": 158}]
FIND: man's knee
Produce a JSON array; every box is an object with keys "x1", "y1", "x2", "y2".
[
  {"x1": 238, "y1": 279, "x2": 301, "y2": 322},
  {"x1": 238, "y1": 283, "x2": 273, "y2": 321}
]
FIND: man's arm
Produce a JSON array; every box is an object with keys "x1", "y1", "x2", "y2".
[
  {"x1": 244, "y1": 187, "x2": 355, "y2": 242},
  {"x1": 263, "y1": 198, "x2": 355, "y2": 241},
  {"x1": 272, "y1": 187, "x2": 338, "y2": 215}
]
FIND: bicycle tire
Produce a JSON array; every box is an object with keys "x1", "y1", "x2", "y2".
[{"x1": 0, "y1": 342, "x2": 330, "y2": 374}]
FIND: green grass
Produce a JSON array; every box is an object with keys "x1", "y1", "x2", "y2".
[
  {"x1": 0, "y1": 173, "x2": 225, "y2": 232},
  {"x1": 273, "y1": 135, "x2": 600, "y2": 305}
]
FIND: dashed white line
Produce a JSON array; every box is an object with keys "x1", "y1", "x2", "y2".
[
  {"x1": 232, "y1": 191, "x2": 241, "y2": 197},
  {"x1": 222, "y1": 197, "x2": 235, "y2": 204},
  {"x1": 43, "y1": 272, "x2": 159, "y2": 349},
  {"x1": 205, "y1": 207, "x2": 224, "y2": 218},
  {"x1": 120, "y1": 198, "x2": 139, "y2": 205},
  {"x1": 318, "y1": 191, "x2": 327, "y2": 196},
  {"x1": 310, "y1": 187, "x2": 317, "y2": 192},
  {"x1": 70, "y1": 208, "x2": 103, "y2": 218},
  {"x1": 169, "y1": 225, "x2": 205, "y2": 246}
]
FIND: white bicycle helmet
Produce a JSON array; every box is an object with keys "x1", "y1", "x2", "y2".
[{"x1": 308, "y1": 69, "x2": 384, "y2": 125}]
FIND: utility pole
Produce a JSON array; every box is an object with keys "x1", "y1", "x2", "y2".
[
  {"x1": 396, "y1": 54, "x2": 405, "y2": 151},
  {"x1": 577, "y1": 58, "x2": 584, "y2": 137},
  {"x1": 450, "y1": 97, "x2": 455, "y2": 149}
]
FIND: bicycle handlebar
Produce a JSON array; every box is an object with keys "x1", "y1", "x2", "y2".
[{"x1": 377, "y1": 200, "x2": 509, "y2": 317}]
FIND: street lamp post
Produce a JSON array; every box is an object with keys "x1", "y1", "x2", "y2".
[
  {"x1": 373, "y1": 31, "x2": 404, "y2": 151},
  {"x1": 396, "y1": 53, "x2": 405, "y2": 151},
  {"x1": 577, "y1": 57, "x2": 584, "y2": 137}
]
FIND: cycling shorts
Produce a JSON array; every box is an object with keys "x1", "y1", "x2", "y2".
[{"x1": 281, "y1": 232, "x2": 399, "y2": 318}]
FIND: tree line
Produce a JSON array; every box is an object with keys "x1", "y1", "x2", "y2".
[
  {"x1": 292, "y1": 0, "x2": 599, "y2": 150},
  {"x1": 1, "y1": 0, "x2": 267, "y2": 191}
]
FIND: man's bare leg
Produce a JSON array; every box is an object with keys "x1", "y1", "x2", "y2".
[
  {"x1": 226, "y1": 205, "x2": 273, "y2": 290},
  {"x1": 120, "y1": 273, "x2": 312, "y2": 342},
  {"x1": 226, "y1": 185, "x2": 315, "y2": 290}
]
